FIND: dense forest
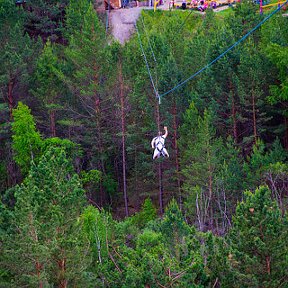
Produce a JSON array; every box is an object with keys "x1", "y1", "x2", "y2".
[{"x1": 0, "y1": 0, "x2": 288, "y2": 286}]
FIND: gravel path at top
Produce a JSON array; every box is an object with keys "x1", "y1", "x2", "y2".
[{"x1": 109, "y1": 7, "x2": 152, "y2": 44}]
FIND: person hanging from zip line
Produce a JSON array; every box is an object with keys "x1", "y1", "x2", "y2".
[{"x1": 151, "y1": 126, "x2": 169, "y2": 160}]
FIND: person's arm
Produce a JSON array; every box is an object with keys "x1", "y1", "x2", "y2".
[
  {"x1": 163, "y1": 126, "x2": 168, "y2": 138},
  {"x1": 151, "y1": 137, "x2": 156, "y2": 148}
]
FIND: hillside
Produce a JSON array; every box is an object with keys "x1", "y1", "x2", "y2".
[{"x1": 0, "y1": 0, "x2": 288, "y2": 286}]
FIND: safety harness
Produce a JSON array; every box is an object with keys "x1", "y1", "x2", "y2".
[{"x1": 155, "y1": 136, "x2": 165, "y2": 156}]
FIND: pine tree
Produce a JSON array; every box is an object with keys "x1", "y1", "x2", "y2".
[
  {"x1": 227, "y1": 0, "x2": 261, "y2": 39},
  {"x1": 228, "y1": 186, "x2": 288, "y2": 287},
  {"x1": 24, "y1": 0, "x2": 68, "y2": 43},
  {"x1": 265, "y1": 44, "x2": 288, "y2": 148},
  {"x1": 132, "y1": 198, "x2": 157, "y2": 229},
  {"x1": 189, "y1": 23, "x2": 241, "y2": 143},
  {"x1": 33, "y1": 40, "x2": 64, "y2": 137},
  {"x1": 63, "y1": 3, "x2": 117, "y2": 206},
  {"x1": 180, "y1": 105, "x2": 223, "y2": 231},
  {"x1": 1, "y1": 147, "x2": 92, "y2": 287},
  {"x1": 0, "y1": 22, "x2": 35, "y2": 119},
  {"x1": 65, "y1": 0, "x2": 93, "y2": 38},
  {"x1": 215, "y1": 137, "x2": 244, "y2": 232},
  {"x1": 0, "y1": 2, "x2": 41, "y2": 190},
  {"x1": 237, "y1": 41, "x2": 271, "y2": 152},
  {"x1": 160, "y1": 199, "x2": 190, "y2": 259},
  {"x1": 243, "y1": 139, "x2": 287, "y2": 191}
]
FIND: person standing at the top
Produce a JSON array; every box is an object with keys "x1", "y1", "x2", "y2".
[{"x1": 151, "y1": 126, "x2": 169, "y2": 159}]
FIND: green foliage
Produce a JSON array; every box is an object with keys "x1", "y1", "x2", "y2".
[
  {"x1": 180, "y1": 105, "x2": 224, "y2": 228},
  {"x1": 65, "y1": 0, "x2": 93, "y2": 38},
  {"x1": 201, "y1": 232, "x2": 236, "y2": 287},
  {"x1": 1, "y1": 3, "x2": 288, "y2": 287},
  {"x1": 243, "y1": 139, "x2": 287, "y2": 189},
  {"x1": 229, "y1": 186, "x2": 288, "y2": 287},
  {"x1": 23, "y1": 0, "x2": 68, "y2": 43},
  {"x1": 33, "y1": 40, "x2": 63, "y2": 106},
  {"x1": 161, "y1": 199, "x2": 190, "y2": 259},
  {"x1": 80, "y1": 205, "x2": 112, "y2": 268},
  {"x1": 133, "y1": 198, "x2": 157, "y2": 229},
  {"x1": 1, "y1": 146, "x2": 92, "y2": 287},
  {"x1": 237, "y1": 41, "x2": 271, "y2": 149},
  {"x1": 81, "y1": 169, "x2": 102, "y2": 185},
  {"x1": 228, "y1": 0, "x2": 260, "y2": 38},
  {"x1": 11, "y1": 102, "x2": 43, "y2": 174},
  {"x1": 43, "y1": 136, "x2": 82, "y2": 160},
  {"x1": 103, "y1": 173, "x2": 118, "y2": 197}
]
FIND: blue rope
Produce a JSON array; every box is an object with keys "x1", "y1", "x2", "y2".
[
  {"x1": 135, "y1": 22, "x2": 160, "y2": 101},
  {"x1": 158, "y1": 2, "x2": 287, "y2": 99}
]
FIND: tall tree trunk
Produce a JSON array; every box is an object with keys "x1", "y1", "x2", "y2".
[
  {"x1": 207, "y1": 140, "x2": 214, "y2": 230},
  {"x1": 95, "y1": 99, "x2": 105, "y2": 206},
  {"x1": 58, "y1": 258, "x2": 67, "y2": 288},
  {"x1": 36, "y1": 261, "x2": 43, "y2": 288},
  {"x1": 284, "y1": 116, "x2": 288, "y2": 150},
  {"x1": 158, "y1": 161, "x2": 163, "y2": 214},
  {"x1": 172, "y1": 101, "x2": 182, "y2": 210},
  {"x1": 119, "y1": 60, "x2": 129, "y2": 217},
  {"x1": 208, "y1": 165, "x2": 213, "y2": 230},
  {"x1": 93, "y1": 68, "x2": 105, "y2": 206},
  {"x1": 7, "y1": 146, "x2": 18, "y2": 187},
  {"x1": 265, "y1": 256, "x2": 271, "y2": 275},
  {"x1": 229, "y1": 80, "x2": 238, "y2": 143},
  {"x1": 29, "y1": 213, "x2": 43, "y2": 288},
  {"x1": 8, "y1": 79, "x2": 14, "y2": 120},
  {"x1": 252, "y1": 91, "x2": 257, "y2": 144},
  {"x1": 49, "y1": 110, "x2": 56, "y2": 137}
]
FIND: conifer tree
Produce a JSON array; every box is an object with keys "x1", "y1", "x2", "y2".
[
  {"x1": 190, "y1": 24, "x2": 241, "y2": 143},
  {"x1": 180, "y1": 104, "x2": 223, "y2": 231},
  {"x1": 1, "y1": 147, "x2": 91, "y2": 287},
  {"x1": 132, "y1": 198, "x2": 157, "y2": 229},
  {"x1": 265, "y1": 43, "x2": 288, "y2": 148},
  {"x1": 243, "y1": 139, "x2": 287, "y2": 190},
  {"x1": 63, "y1": 2, "x2": 117, "y2": 206},
  {"x1": 24, "y1": 0, "x2": 68, "y2": 43},
  {"x1": 0, "y1": 22, "x2": 36, "y2": 119},
  {"x1": 215, "y1": 137, "x2": 244, "y2": 232},
  {"x1": 228, "y1": 186, "x2": 288, "y2": 287},
  {"x1": 237, "y1": 41, "x2": 271, "y2": 152},
  {"x1": 0, "y1": 2, "x2": 41, "y2": 190},
  {"x1": 33, "y1": 40, "x2": 64, "y2": 137},
  {"x1": 228, "y1": 0, "x2": 261, "y2": 39},
  {"x1": 160, "y1": 199, "x2": 190, "y2": 259}
]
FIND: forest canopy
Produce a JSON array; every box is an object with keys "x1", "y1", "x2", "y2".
[{"x1": 0, "y1": 0, "x2": 287, "y2": 286}]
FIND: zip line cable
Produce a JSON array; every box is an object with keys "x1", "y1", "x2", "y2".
[
  {"x1": 141, "y1": 16, "x2": 157, "y2": 64},
  {"x1": 139, "y1": 16, "x2": 162, "y2": 130},
  {"x1": 140, "y1": 16, "x2": 159, "y2": 94},
  {"x1": 135, "y1": 22, "x2": 160, "y2": 102},
  {"x1": 177, "y1": 9, "x2": 194, "y2": 33},
  {"x1": 158, "y1": 2, "x2": 288, "y2": 99},
  {"x1": 136, "y1": 3, "x2": 287, "y2": 103}
]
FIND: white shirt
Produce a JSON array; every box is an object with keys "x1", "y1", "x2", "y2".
[{"x1": 151, "y1": 135, "x2": 166, "y2": 151}]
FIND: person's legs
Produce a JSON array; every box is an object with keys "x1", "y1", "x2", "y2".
[
  {"x1": 153, "y1": 149, "x2": 160, "y2": 159},
  {"x1": 162, "y1": 148, "x2": 169, "y2": 158}
]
